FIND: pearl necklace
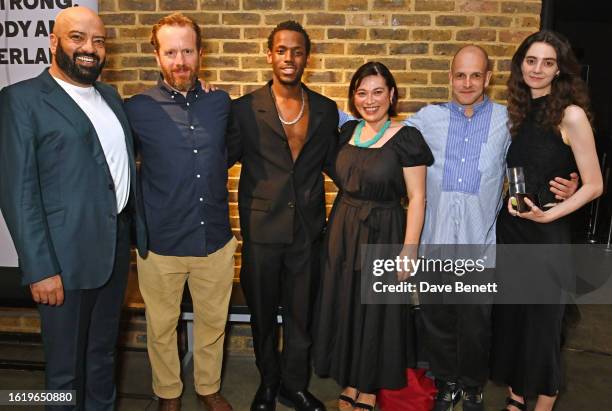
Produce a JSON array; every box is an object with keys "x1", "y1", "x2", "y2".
[{"x1": 271, "y1": 87, "x2": 305, "y2": 126}]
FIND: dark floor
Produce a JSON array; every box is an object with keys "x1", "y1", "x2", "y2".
[
  {"x1": 0, "y1": 343, "x2": 610, "y2": 411},
  {"x1": 1, "y1": 305, "x2": 611, "y2": 411}
]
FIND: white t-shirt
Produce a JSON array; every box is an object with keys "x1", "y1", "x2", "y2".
[{"x1": 53, "y1": 77, "x2": 130, "y2": 213}]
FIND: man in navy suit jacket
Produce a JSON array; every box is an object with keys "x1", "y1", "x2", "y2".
[{"x1": 0, "y1": 7, "x2": 146, "y2": 410}]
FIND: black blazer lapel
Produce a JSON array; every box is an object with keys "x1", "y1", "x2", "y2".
[
  {"x1": 253, "y1": 83, "x2": 287, "y2": 141},
  {"x1": 303, "y1": 85, "x2": 325, "y2": 145}
]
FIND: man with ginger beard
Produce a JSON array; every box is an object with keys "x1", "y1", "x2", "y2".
[
  {"x1": 0, "y1": 6, "x2": 146, "y2": 410},
  {"x1": 124, "y1": 13, "x2": 237, "y2": 411}
]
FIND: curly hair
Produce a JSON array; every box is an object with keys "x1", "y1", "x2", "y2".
[
  {"x1": 267, "y1": 20, "x2": 311, "y2": 56},
  {"x1": 506, "y1": 30, "x2": 593, "y2": 137}
]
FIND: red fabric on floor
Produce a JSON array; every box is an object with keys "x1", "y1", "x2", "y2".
[{"x1": 378, "y1": 368, "x2": 437, "y2": 411}]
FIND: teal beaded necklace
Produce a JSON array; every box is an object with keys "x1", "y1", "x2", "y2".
[{"x1": 353, "y1": 119, "x2": 391, "y2": 148}]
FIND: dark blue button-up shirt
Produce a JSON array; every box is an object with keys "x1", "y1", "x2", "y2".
[{"x1": 125, "y1": 78, "x2": 232, "y2": 256}]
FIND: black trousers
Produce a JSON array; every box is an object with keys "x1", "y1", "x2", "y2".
[
  {"x1": 240, "y1": 221, "x2": 321, "y2": 391},
  {"x1": 420, "y1": 303, "x2": 492, "y2": 388},
  {"x1": 38, "y1": 211, "x2": 131, "y2": 411}
]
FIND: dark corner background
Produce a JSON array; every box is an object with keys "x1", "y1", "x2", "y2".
[{"x1": 541, "y1": 0, "x2": 612, "y2": 244}]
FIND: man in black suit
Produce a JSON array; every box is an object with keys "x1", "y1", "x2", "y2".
[
  {"x1": 228, "y1": 21, "x2": 338, "y2": 411},
  {"x1": 0, "y1": 7, "x2": 146, "y2": 410}
]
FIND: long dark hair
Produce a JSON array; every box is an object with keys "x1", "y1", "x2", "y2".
[
  {"x1": 348, "y1": 62, "x2": 398, "y2": 118},
  {"x1": 507, "y1": 30, "x2": 593, "y2": 137}
]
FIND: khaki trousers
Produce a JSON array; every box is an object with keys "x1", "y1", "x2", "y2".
[{"x1": 137, "y1": 237, "x2": 237, "y2": 398}]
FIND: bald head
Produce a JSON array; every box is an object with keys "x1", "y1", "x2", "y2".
[
  {"x1": 449, "y1": 44, "x2": 492, "y2": 111},
  {"x1": 53, "y1": 6, "x2": 104, "y2": 37},
  {"x1": 49, "y1": 6, "x2": 106, "y2": 86},
  {"x1": 451, "y1": 45, "x2": 490, "y2": 73}
]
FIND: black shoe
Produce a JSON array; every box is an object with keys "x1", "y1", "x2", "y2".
[
  {"x1": 251, "y1": 384, "x2": 278, "y2": 411},
  {"x1": 278, "y1": 386, "x2": 326, "y2": 411},
  {"x1": 433, "y1": 381, "x2": 462, "y2": 411},
  {"x1": 462, "y1": 388, "x2": 485, "y2": 411}
]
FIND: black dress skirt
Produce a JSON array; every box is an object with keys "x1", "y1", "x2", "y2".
[
  {"x1": 313, "y1": 120, "x2": 434, "y2": 393},
  {"x1": 490, "y1": 96, "x2": 577, "y2": 397}
]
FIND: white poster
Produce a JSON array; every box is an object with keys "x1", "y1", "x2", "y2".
[
  {"x1": 1, "y1": 0, "x2": 98, "y2": 87},
  {"x1": 0, "y1": 0, "x2": 98, "y2": 267}
]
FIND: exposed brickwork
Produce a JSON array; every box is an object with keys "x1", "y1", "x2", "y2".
[{"x1": 98, "y1": 0, "x2": 542, "y2": 281}]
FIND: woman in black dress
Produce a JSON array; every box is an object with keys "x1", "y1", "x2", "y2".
[
  {"x1": 312, "y1": 62, "x2": 433, "y2": 410},
  {"x1": 491, "y1": 31, "x2": 603, "y2": 411}
]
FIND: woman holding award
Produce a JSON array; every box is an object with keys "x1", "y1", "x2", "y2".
[
  {"x1": 490, "y1": 31, "x2": 603, "y2": 411},
  {"x1": 312, "y1": 62, "x2": 433, "y2": 411}
]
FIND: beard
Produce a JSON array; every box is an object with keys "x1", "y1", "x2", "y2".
[
  {"x1": 161, "y1": 64, "x2": 198, "y2": 92},
  {"x1": 55, "y1": 40, "x2": 105, "y2": 85}
]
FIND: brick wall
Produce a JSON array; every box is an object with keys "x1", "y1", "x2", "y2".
[{"x1": 98, "y1": 0, "x2": 542, "y2": 278}]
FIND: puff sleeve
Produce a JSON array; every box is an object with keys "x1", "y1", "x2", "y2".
[{"x1": 393, "y1": 126, "x2": 434, "y2": 167}]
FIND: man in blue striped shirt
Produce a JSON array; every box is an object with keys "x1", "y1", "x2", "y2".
[
  {"x1": 407, "y1": 45, "x2": 505, "y2": 411},
  {"x1": 339, "y1": 45, "x2": 577, "y2": 411},
  {"x1": 406, "y1": 45, "x2": 576, "y2": 411}
]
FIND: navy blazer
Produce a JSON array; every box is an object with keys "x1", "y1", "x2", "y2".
[{"x1": 0, "y1": 69, "x2": 147, "y2": 289}]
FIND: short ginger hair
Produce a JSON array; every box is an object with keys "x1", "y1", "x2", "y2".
[{"x1": 150, "y1": 13, "x2": 201, "y2": 52}]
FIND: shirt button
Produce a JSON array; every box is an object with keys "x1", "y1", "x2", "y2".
[
  {"x1": 194, "y1": 149, "x2": 198, "y2": 153},
  {"x1": 196, "y1": 174, "x2": 201, "y2": 178},
  {"x1": 199, "y1": 197, "x2": 204, "y2": 202},
  {"x1": 190, "y1": 125, "x2": 195, "y2": 130},
  {"x1": 461, "y1": 158, "x2": 465, "y2": 162},
  {"x1": 288, "y1": 201, "x2": 295, "y2": 208},
  {"x1": 200, "y1": 221, "x2": 205, "y2": 225},
  {"x1": 468, "y1": 118, "x2": 471, "y2": 122},
  {"x1": 108, "y1": 183, "x2": 114, "y2": 190},
  {"x1": 464, "y1": 138, "x2": 468, "y2": 142},
  {"x1": 186, "y1": 102, "x2": 190, "y2": 107},
  {"x1": 458, "y1": 178, "x2": 462, "y2": 183}
]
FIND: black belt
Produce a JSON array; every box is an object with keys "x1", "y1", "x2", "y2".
[
  {"x1": 339, "y1": 194, "x2": 401, "y2": 225},
  {"x1": 338, "y1": 194, "x2": 402, "y2": 271}
]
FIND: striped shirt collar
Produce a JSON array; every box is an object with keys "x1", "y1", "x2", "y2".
[{"x1": 448, "y1": 95, "x2": 491, "y2": 116}]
